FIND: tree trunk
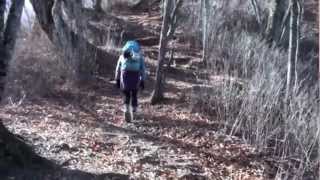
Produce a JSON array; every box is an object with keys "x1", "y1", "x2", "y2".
[
  {"x1": 0, "y1": 0, "x2": 25, "y2": 98},
  {"x1": 2, "y1": 0, "x2": 25, "y2": 61},
  {"x1": 0, "y1": 0, "x2": 50, "y2": 170},
  {"x1": 167, "y1": 0, "x2": 182, "y2": 38},
  {"x1": 151, "y1": 0, "x2": 172, "y2": 104},
  {"x1": 286, "y1": 0, "x2": 299, "y2": 102},
  {"x1": 95, "y1": 0, "x2": 103, "y2": 12},
  {"x1": 201, "y1": 0, "x2": 209, "y2": 64},
  {"x1": 250, "y1": 0, "x2": 261, "y2": 26},
  {"x1": 0, "y1": 0, "x2": 5, "y2": 92},
  {"x1": 0, "y1": 0, "x2": 6, "y2": 41},
  {"x1": 266, "y1": 0, "x2": 288, "y2": 43},
  {"x1": 0, "y1": 0, "x2": 25, "y2": 111},
  {"x1": 278, "y1": 5, "x2": 290, "y2": 46},
  {"x1": 29, "y1": 0, "x2": 55, "y2": 41},
  {"x1": 318, "y1": 1, "x2": 320, "y2": 177},
  {"x1": 294, "y1": 0, "x2": 302, "y2": 87}
]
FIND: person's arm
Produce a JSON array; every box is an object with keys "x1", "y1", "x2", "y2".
[
  {"x1": 115, "y1": 56, "x2": 123, "y2": 88},
  {"x1": 115, "y1": 56, "x2": 122, "y2": 81}
]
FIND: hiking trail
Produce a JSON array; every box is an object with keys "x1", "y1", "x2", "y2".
[{"x1": 0, "y1": 8, "x2": 271, "y2": 180}]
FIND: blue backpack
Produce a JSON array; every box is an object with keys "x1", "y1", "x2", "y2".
[
  {"x1": 122, "y1": 41, "x2": 141, "y2": 53},
  {"x1": 120, "y1": 41, "x2": 144, "y2": 72}
]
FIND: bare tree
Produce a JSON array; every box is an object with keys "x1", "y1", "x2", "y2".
[
  {"x1": 151, "y1": 0, "x2": 182, "y2": 104},
  {"x1": 201, "y1": 0, "x2": 210, "y2": 64},
  {"x1": 250, "y1": 0, "x2": 261, "y2": 26},
  {"x1": 265, "y1": 0, "x2": 288, "y2": 43},
  {"x1": 151, "y1": 0, "x2": 172, "y2": 104},
  {"x1": 285, "y1": 0, "x2": 301, "y2": 102}
]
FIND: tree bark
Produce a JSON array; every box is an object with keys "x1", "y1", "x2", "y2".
[
  {"x1": 0, "y1": 0, "x2": 50, "y2": 170},
  {"x1": 266, "y1": 0, "x2": 288, "y2": 43},
  {"x1": 0, "y1": 0, "x2": 6, "y2": 41},
  {"x1": 201, "y1": 0, "x2": 209, "y2": 64},
  {"x1": 250, "y1": 0, "x2": 261, "y2": 26},
  {"x1": 167, "y1": 0, "x2": 182, "y2": 38},
  {"x1": 95, "y1": 0, "x2": 103, "y2": 12},
  {"x1": 2, "y1": 0, "x2": 25, "y2": 61},
  {"x1": 278, "y1": 5, "x2": 291, "y2": 46},
  {"x1": 294, "y1": 0, "x2": 302, "y2": 87},
  {"x1": 29, "y1": 0, "x2": 55, "y2": 41},
  {"x1": 0, "y1": 0, "x2": 25, "y2": 98},
  {"x1": 286, "y1": 0, "x2": 300, "y2": 102},
  {"x1": 151, "y1": 0, "x2": 172, "y2": 104}
]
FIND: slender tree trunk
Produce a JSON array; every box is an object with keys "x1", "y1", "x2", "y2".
[
  {"x1": 0, "y1": 0, "x2": 5, "y2": 92},
  {"x1": 0, "y1": 0, "x2": 6, "y2": 41},
  {"x1": 318, "y1": 0, "x2": 320, "y2": 130},
  {"x1": 278, "y1": 5, "x2": 291, "y2": 46},
  {"x1": 286, "y1": 0, "x2": 299, "y2": 102},
  {"x1": 318, "y1": 1, "x2": 320, "y2": 176},
  {"x1": 167, "y1": 0, "x2": 182, "y2": 38},
  {"x1": 294, "y1": 0, "x2": 302, "y2": 87},
  {"x1": 151, "y1": 0, "x2": 171, "y2": 104},
  {"x1": 266, "y1": 0, "x2": 288, "y2": 43},
  {"x1": 250, "y1": 0, "x2": 261, "y2": 26},
  {"x1": 201, "y1": 0, "x2": 209, "y2": 64}
]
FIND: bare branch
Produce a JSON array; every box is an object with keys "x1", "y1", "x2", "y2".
[
  {"x1": 250, "y1": 0, "x2": 261, "y2": 25},
  {"x1": 167, "y1": 0, "x2": 183, "y2": 38}
]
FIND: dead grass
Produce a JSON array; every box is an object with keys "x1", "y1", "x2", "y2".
[
  {"x1": 184, "y1": 1, "x2": 319, "y2": 178},
  {"x1": 192, "y1": 28, "x2": 319, "y2": 179}
]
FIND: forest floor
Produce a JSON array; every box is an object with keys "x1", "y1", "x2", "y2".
[
  {"x1": 0, "y1": 75, "x2": 269, "y2": 179},
  {"x1": 0, "y1": 8, "x2": 273, "y2": 180}
]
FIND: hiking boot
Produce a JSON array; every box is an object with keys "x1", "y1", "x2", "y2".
[
  {"x1": 124, "y1": 111, "x2": 131, "y2": 123},
  {"x1": 130, "y1": 110, "x2": 135, "y2": 122},
  {"x1": 124, "y1": 105, "x2": 131, "y2": 123},
  {"x1": 132, "y1": 106, "x2": 137, "y2": 114},
  {"x1": 131, "y1": 106, "x2": 142, "y2": 121}
]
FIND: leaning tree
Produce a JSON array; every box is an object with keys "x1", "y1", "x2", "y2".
[{"x1": 0, "y1": 0, "x2": 49, "y2": 170}]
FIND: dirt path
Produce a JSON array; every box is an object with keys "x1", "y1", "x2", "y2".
[
  {"x1": 0, "y1": 7, "x2": 270, "y2": 180},
  {"x1": 0, "y1": 74, "x2": 268, "y2": 179}
]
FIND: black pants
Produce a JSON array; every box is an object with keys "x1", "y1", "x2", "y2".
[{"x1": 123, "y1": 90, "x2": 138, "y2": 108}]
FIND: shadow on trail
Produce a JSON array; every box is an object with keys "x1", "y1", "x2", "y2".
[
  {"x1": 100, "y1": 120, "x2": 253, "y2": 168},
  {"x1": 167, "y1": 67, "x2": 199, "y2": 84},
  {"x1": 3, "y1": 168, "x2": 129, "y2": 180},
  {"x1": 134, "y1": 116, "x2": 222, "y2": 132},
  {"x1": 79, "y1": 107, "x2": 256, "y2": 169},
  {"x1": 0, "y1": 122, "x2": 129, "y2": 180}
]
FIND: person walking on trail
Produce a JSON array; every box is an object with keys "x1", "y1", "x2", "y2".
[{"x1": 115, "y1": 41, "x2": 146, "y2": 123}]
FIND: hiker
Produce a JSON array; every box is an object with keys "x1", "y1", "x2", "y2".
[{"x1": 115, "y1": 41, "x2": 146, "y2": 122}]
